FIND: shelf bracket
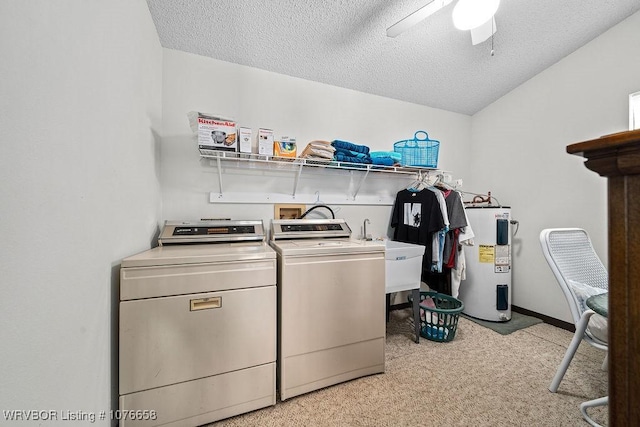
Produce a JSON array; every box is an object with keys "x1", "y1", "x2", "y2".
[
  {"x1": 292, "y1": 162, "x2": 304, "y2": 197},
  {"x1": 216, "y1": 155, "x2": 223, "y2": 196},
  {"x1": 351, "y1": 166, "x2": 371, "y2": 200}
]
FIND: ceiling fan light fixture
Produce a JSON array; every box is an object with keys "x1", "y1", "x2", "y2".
[{"x1": 452, "y1": 0, "x2": 500, "y2": 31}]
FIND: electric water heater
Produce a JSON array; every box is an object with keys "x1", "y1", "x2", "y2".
[{"x1": 458, "y1": 206, "x2": 512, "y2": 322}]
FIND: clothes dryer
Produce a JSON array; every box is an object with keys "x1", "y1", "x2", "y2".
[{"x1": 119, "y1": 220, "x2": 276, "y2": 426}]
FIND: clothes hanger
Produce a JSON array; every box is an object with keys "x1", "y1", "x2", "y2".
[
  {"x1": 407, "y1": 171, "x2": 424, "y2": 192},
  {"x1": 299, "y1": 191, "x2": 339, "y2": 218},
  {"x1": 432, "y1": 173, "x2": 453, "y2": 191}
]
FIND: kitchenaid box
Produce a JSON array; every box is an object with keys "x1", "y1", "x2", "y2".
[
  {"x1": 196, "y1": 115, "x2": 237, "y2": 154},
  {"x1": 187, "y1": 111, "x2": 237, "y2": 154}
]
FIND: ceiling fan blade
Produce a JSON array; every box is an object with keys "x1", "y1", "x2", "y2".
[
  {"x1": 470, "y1": 16, "x2": 496, "y2": 45},
  {"x1": 386, "y1": 0, "x2": 453, "y2": 38}
]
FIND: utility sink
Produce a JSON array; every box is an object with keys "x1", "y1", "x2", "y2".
[{"x1": 384, "y1": 240, "x2": 425, "y2": 294}]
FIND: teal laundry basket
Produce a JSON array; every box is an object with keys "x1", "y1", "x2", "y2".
[{"x1": 409, "y1": 291, "x2": 464, "y2": 342}]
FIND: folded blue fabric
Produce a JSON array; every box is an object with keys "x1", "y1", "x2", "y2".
[
  {"x1": 371, "y1": 156, "x2": 396, "y2": 166},
  {"x1": 334, "y1": 147, "x2": 369, "y2": 159},
  {"x1": 371, "y1": 151, "x2": 401, "y2": 161},
  {"x1": 332, "y1": 140, "x2": 370, "y2": 154},
  {"x1": 334, "y1": 152, "x2": 372, "y2": 164}
]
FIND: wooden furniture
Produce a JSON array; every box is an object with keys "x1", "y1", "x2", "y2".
[{"x1": 567, "y1": 129, "x2": 640, "y2": 426}]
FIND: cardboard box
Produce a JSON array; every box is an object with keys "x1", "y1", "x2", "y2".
[
  {"x1": 258, "y1": 128, "x2": 274, "y2": 156},
  {"x1": 195, "y1": 115, "x2": 237, "y2": 154},
  {"x1": 238, "y1": 127, "x2": 252, "y2": 154},
  {"x1": 274, "y1": 136, "x2": 297, "y2": 158}
]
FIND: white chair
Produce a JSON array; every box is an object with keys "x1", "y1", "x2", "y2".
[{"x1": 539, "y1": 228, "x2": 608, "y2": 426}]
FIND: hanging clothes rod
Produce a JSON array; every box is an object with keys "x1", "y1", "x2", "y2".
[
  {"x1": 406, "y1": 171, "x2": 502, "y2": 207},
  {"x1": 459, "y1": 190, "x2": 503, "y2": 207}
]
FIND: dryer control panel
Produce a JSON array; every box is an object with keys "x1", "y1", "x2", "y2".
[
  {"x1": 159, "y1": 220, "x2": 265, "y2": 245},
  {"x1": 271, "y1": 218, "x2": 351, "y2": 240}
]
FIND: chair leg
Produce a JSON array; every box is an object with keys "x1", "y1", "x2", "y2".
[
  {"x1": 580, "y1": 396, "x2": 608, "y2": 427},
  {"x1": 549, "y1": 311, "x2": 594, "y2": 393},
  {"x1": 601, "y1": 353, "x2": 608, "y2": 371}
]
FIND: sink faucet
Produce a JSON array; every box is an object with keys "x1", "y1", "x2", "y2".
[{"x1": 363, "y1": 218, "x2": 372, "y2": 241}]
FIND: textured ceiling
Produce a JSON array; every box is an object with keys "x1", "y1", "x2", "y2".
[{"x1": 146, "y1": 0, "x2": 640, "y2": 116}]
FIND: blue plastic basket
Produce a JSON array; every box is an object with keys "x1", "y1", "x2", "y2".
[{"x1": 393, "y1": 131, "x2": 440, "y2": 168}]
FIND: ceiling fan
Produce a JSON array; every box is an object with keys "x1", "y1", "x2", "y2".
[{"x1": 386, "y1": 0, "x2": 500, "y2": 46}]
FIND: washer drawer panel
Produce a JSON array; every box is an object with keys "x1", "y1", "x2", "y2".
[
  {"x1": 120, "y1": 259, "x2": 276, "y2": 300},
  {"x1": 119, "y1": 286, "x2": 276, "y2": 395},
  {"x1": 280, "y1": 338, "x2": 384, "y2": 401},
  {"x1": 120, "y1": 363, "x2": 275, "y2": 427}
]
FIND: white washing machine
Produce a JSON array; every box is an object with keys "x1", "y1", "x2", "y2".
[
  {"x1": 270, "y1": 218, "x2": 386, "y2": 401},
  {"x1": 119, "y1": 220, "x2": 276, "y2": 427}
]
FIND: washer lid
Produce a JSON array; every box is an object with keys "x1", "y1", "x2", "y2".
[
  {"x1": 270, "y1": 238, "x2": 384, "y2": 256},
  {"x1": 122, "y1": 242, "x2": 275, "y2": 268}
]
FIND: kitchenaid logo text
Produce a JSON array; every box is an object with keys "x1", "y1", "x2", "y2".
[{"x1": 198, "y1": 118, "x2": 234, "y2": 127}]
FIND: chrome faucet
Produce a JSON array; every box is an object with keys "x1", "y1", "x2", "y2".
[{"x1": 363, "y1": 218, "x2": 372, "y2": 241}]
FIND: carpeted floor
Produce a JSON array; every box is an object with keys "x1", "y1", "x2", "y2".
[{"x1": 209, "y1": 309, "x2": 608, "y2": 426}]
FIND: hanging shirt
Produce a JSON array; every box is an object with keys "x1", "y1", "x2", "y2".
[
  {"x1": 391, "y1": 189, "x2": 445, "y2": 270},
  {"x1": 426, "y1": 186, "x2": 450, "y2": 269},
  {"x1": 442, "y1": 190, "x2": 468, "y2": 267},
  {"x1": 458, "y1": 193, "x2": 475, "y2": 244}
]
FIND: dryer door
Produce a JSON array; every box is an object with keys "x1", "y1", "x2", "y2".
[{"x1": 120, "y1": 285, "x2": 276, "y2": 395}]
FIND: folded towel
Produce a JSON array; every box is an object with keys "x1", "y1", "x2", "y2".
[
  {"x1": 334, "y1": 152, "x2": 372, "y2": 164},
  {"x1": 309, "y1": 139, "x2": 334, "y2": 147},
  {"x1": 301, "y1": 144, "x2": 334, "y2": 159},
  {"x1": 371, "y1": 156, "x2": 396, "y2": 166},
  {"x1": 310, "y1": 143, "x2": 335, "y2": 153},
  {"x1": 371, "y1": 151, "x2": 401, "y2": 161},
  {"x1": 331, "y1": 140, "x2": 370, "y2": 154},
  {"x1": 334, "y1": 147, "x2": 370, "y2": 160}
]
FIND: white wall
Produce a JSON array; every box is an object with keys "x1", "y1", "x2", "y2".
[
  {"x1": 470, "y1": 11, "x2": 640, "y2": 322},
  {"x1": 161, "y1": 49, "x2": 472, "y2": 239},
  {"x1": 0, "y1": 1, "x2": 162, "y2": 424}
]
